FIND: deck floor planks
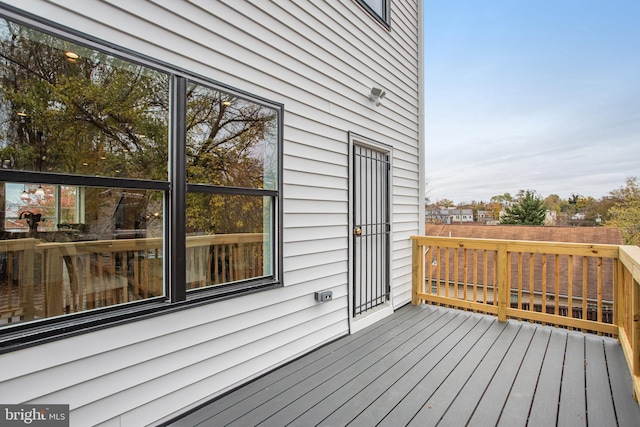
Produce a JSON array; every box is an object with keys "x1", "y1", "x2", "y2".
[
  {"x1": 465, "y1": 322, "x2": 538, "y2": 426},
  {"x1": 584, "y1": 335, "x2": 617, "y2": 426},
  {"x1": 174, "y1": 305, "x2": 427, "y2": 427},
  {"x1": 166, "y1": 304, "x2": 640, "y2": 427},
  {"x1": 201, "y1": 307, "x2": 434, "y2": 426},
  {"x1": 603, "y1": 338, "x2": 640, "y2": 427},
  {"x1": 496, "y1": 327, "x2": 552, "y2": 427},
  {"x1": 287, "y1": 308, "x2": 471, "y2": 426},
  {"x1": 348, "y1": 313, "x2": 493, "y2": 427},
  {"x1": 306, "y1": 308, "x2": 477, "y2": 427},
  {"x1": 377, "y1": 317, "x2": 516, "y2": 427},
  {"x1": 558, "y1": 333, "x2": 587, "y2": 426},
  {"x1": 225, "y1": 308, "x2": 460, "y2": 426},
  {"x1": 264, "y1": 309, "x2": 465, "y2": 426},
  {"x1": 429, "y1": 321, "x2": 525, "y2": 427},
  {"x1": 527, "y1": 329, "x2": 567, "y2": 426}
]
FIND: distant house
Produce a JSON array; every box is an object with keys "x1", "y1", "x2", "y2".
[{"x1": 426, "y1": 208, "x2": 474, "y2": 224}]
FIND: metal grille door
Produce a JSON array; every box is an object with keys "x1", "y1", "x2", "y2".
[{"x1": 352, "y1": 144, "x2": 390, "y2": 317}]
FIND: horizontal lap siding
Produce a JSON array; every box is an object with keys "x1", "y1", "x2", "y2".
[{"x1": 0, "y1": 0, "x2": 420, "y2": 425}]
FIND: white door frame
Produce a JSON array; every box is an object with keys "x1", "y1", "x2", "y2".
[{"x1": 348, "y1": 132, "x2": 393, "y2": 334}]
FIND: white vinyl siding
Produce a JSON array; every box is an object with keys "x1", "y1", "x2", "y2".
[{"x1": 0, "y1": 0, "x2": 421, "y2": 425}]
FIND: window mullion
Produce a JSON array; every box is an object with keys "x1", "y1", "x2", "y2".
[{"x1": 169, "y1": 76, "x2": 187, "y2": 302}]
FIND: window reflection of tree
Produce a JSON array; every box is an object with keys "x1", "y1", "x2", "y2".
[
  {"x1": 0, "y1": 19, "x2": 169, "y2": 236},
  {"x1": 185, "y1": 83, "x2": 276, "y2": 235}
]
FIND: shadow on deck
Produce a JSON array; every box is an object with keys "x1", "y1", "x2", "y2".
[{"x1": 167, "y1": 304, "x2": 640, "y2": 427}]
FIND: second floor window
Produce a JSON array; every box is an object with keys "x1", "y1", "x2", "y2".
[{"x1": 357, "y1": 0, "x2": 390, "y2": 27}]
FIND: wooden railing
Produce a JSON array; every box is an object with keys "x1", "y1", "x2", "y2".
[
  {"x1": 411, "y1": 235, "x2": 640, "y2": 401},
  {"x1": 618, "y1": 245, "x2": 640, "y2": 401},
  {"x1": 0, "y1": 233, "x2": 265, "y2": 324}
]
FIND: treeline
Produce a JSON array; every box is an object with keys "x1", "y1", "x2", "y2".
[{"x1": 431, "y1": 177, "x2": 640, "y2": 246}]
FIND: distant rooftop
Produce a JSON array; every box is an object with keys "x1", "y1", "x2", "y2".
[{"x1": 425, "y1": 224, "x2": 624, "y2": 245}]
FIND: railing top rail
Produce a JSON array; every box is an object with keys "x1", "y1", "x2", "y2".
[
  {"x1": 619, "y1": 245, "x2": 640, "y2": 283},
  {"x1": 411, "y1": 235, "x2": 620, "y2": 258}
]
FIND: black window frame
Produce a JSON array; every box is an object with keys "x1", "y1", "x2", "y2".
[
  {"x1": 0, "y1": 5, "x2": 283, "y2": 353},
  {"x1": 355, "y1": 0, "x2": 391, "y2": 29}
]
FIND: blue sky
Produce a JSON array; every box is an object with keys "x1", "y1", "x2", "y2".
[{"x1": 424, "y1": 0, "x2": 640, "y2": 204}]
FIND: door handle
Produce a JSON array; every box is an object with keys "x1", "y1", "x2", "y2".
[{"x1": 353, "y1": 226, "x2": 362, "y2": 236}]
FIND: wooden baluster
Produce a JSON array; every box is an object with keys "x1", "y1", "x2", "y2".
[
  {"x1": 483, "y1": 250, "x2": 488, "y2": 305},
  {"x1": 542, "y1": 254, "x2": 547, "y2": 320},
  {"x1": 425, "y1": 245, "x2": 433, "y2": 297},
  {"x1": 597, "y1": 257, "x2": 603, "y2": 326},
  {"x1": 453, "y1": 248, "x2": 459, "y2": 300},
  {"x1": 497, "y1": 244, "x2": 508, "y2": 322},
  {"x1": 436, "y1": 248, "x2": 442, "y2": 299},
  {"x1": 493, "y1": 250, "x2": 498, "y2": 307},
  {"x1": 529, "y1": 253, "x2": 534, "y2": 314},
  {"x1": 568, "y1": 255, "x2": 573, "y2": 329},
  {"x1": 582, "y1": 256, "x2": 588, "y2": 330},
  {"x1": 463, "y1": 249, "x2": 468, "y2": 302},
  {"x1": 517, "y1": 252, "x2": 523, "y2": 311},
  {"x1": 472, "y1": 250, "x2": 478, "y2": 307},
  {"x1": 554, "y1": 254, "x2": 560, "y2": 319},
  {"x1": 444, "y1": 248, "x2": 450, "y2": 299}
]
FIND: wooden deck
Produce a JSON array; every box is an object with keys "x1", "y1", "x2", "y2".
[{"x1": 167, "y1": 304, "x2": 640, "y2": 427}]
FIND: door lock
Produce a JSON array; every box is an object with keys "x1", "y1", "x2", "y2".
[{"x1": 353, "y1": 226, "x2": 362, "y2": 236}]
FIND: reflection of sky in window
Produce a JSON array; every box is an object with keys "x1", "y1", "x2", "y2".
[{"x1": 5, "y1": 183, "x2": 24, "y2": 217}]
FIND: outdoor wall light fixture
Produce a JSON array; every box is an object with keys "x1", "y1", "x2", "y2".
[{"x1": 369, "y1": 87, "x2": 386, "y2": 107}]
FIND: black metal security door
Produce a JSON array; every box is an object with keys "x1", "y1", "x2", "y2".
[{"x1": 352, "y1": 143, "x2": 390, "y2": 317}]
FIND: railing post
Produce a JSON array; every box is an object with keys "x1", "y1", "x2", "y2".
[
  {"x1": 633, "y1": 275, "x2": 639, "y2": 387},
  {"x1": 497, "y1": 243, "x2": 508, "y2": 322},
  {"x1": 412, "y1": 237, "x2": 423, "y2": 305}
]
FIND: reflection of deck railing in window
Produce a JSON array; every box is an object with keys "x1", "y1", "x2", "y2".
[{"x1": 0, "y1": 233, "x2": 265, "y2": 324}]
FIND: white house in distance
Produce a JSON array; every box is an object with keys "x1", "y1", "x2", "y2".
[{"x1": 0, "y1": 1, "x2": 423, "y2": 425}]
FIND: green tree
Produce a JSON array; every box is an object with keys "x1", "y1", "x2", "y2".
[
  {"x1": 490, "y1": 193, "x2": 514, "y2": 208},
  {"x1": 500, "y1": 190, "x2": 546, "y2": 225},
  {"x1": 437, "y1": 198, "x2": 455, "y2": 208},
  {"x1": 606, "y1": 177, "x2": 640, "y2": 246},
  {"x1": 0, "y1": 19, "x2": 276, "y2": 236},
  {"x1": 543, "y1": 194, "x2": 562, "y2": 213}
]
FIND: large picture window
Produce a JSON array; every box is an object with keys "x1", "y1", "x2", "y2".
[{"x1": 0, "y1": 13, "x2": 281, "y2": 338}]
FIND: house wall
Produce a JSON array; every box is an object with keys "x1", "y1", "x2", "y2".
[{"x1": 0, "y1": 1, "x2": 421, "y2": 425}]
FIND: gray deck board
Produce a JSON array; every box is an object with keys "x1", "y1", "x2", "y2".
[
  {"x1": 228, "y1": 310, "x2": 459, "y2": 426},
  {"x1": 351, "y1": 313, "x2": 490, "y2": 427},
  {"x1": 558, "y1": 333, "x2": 587, "y2": 426},
  {"x1": 496, "y1": 327, "x2": 551, "y2": 427},
  {"x1": 288, "y1": 310, "x2": 462, "y2": 426},
  {"x1": 262, "y1": 310, "x2": 462, "y2": 426},
  {"x1": 173, "y1": 307, "x2": 425, "y2": 427},
  {"x1": 430, "y1": 321, "x2": 522, "y2": 427},
  {"x1": 604, "y1": 339, "x2": 640, "y2": 427},
  {"x1": 585, "y1": 335, "x2": 617, "y2": 426},
  {"x1": 167, "y1": 304, "x2": 640, "y2": 427},
  {"x1": 527, "y1": 329, "x2": 567, "y2": 426},
  {"x1": 309, "y1": 311, "x2": 473, "y2": 427},
  {"x1": 467, "y1": 322, "x2": 537, "y2": 426}
]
